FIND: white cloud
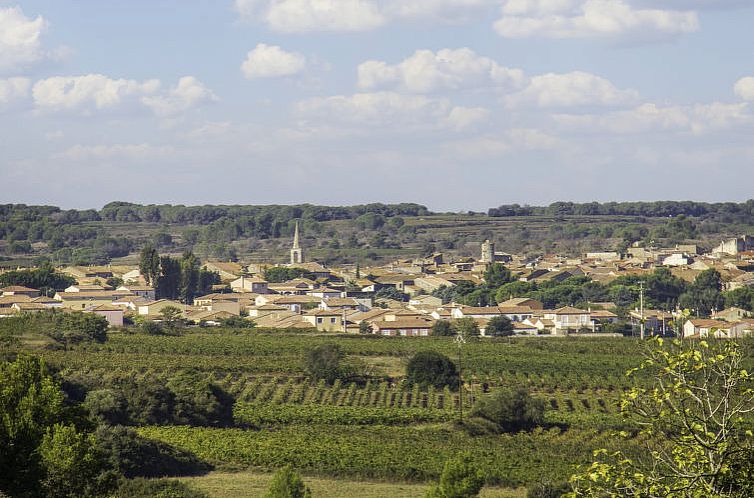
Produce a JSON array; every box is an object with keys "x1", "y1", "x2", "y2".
[
  {"x1": 142, "y1": 76, "x2": 217, "y2": 117},
  {"x1": 0, "y1": 76, "x2": 30, "y2": 107},
  {"x1": 734, "y1": 77, "x2": 754, "y2": 102},
  {"x1": 296, "y1": 91, "x2": 488, "y2": 131},
  {"x1": 357, "y1": 48, "x2": 525, "y2": 93},
  {"x1": 0, "y1": 6, "x2": 49, "y2": 73},
  {"x1": 554, "y1": 102, "x2": 751, "y2": 134},
  {"x1": 495, "y1": 0, "x2": 699, "y2": 40},
  {"x1": 31, "y1": 74, "x2": 215, "y2": 116},
  {"x1": 235, "y1": 0, "x2": 385, "y2": 32},
  {"x1": 505, "y1": 71, "x2": 639, "y2": 107},
  {"x1": 241, "y1": 43, "x2": 306, "y2": 79},
  {"x1": 234, "y1": 0, "x2": 495, "y2": 32},
  {"x1": 32, "y1": 74, "x2": 160, "y2": 113}
]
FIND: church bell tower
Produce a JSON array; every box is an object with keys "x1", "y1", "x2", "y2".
[{"x1": 290, "y1": 221, "x2": 304, "y2": 265}]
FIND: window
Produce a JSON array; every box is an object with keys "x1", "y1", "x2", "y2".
[
  {"x1": 330, "y1": 317, "x2": 337, "y2": 324},
  {"x1": 317, "y1": 317, "x2": 323, "y2": 324}
]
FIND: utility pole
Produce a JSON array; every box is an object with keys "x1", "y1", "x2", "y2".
[
  {"x1": 639, "y1": 281, "x2": 645, "y2": 339},
  {"x1": 454, "y1": 331, "x2": 466, "y2": 422}
]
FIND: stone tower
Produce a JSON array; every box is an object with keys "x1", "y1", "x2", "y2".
[
  {"x1": 481, "y1": 239, "x2": 494, "y2": 264},
  {"x1": 290, "y1": 221, "x2": 304, "y2": 265}
]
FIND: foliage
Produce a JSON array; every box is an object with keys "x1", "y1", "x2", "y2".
[
  {"x1": 486, "y1": 316, "x2": 514, "y2": 337},
  {"x1": 468, "y1": 388, "x2": 545, "y2": 434},
  {"x1": 113, "y1": 478, "x2": 209, "y2": 498},
  {"x1": 160, "y1": 306, "x2": 185, "y2": 331},
  {"x1": 142, "y1": 320, "x2": 165, "y2": 335},
  {"x1": 406, "y1": 351, "x2": 459, "y2": 390},
  {"x1": 375, "y1": 286, "x2": 408, "y2": 302},
  {"x1": 432, "y1": 320, "x2": 454, "y2": 336},
  {"x1": 304, "y1": 344, "x2": 345, "y2": 385},
  {"x1": 38, "y1": 423, "x2": 115, "y2": 498},
  {"x1": 679, "y1": 269, "x2": 725, "y2": 317},
  {"x1": 264, "y1": 465, "x2": 312, "y2": 498},
  {"x1": 166, "y1": 371, "x2": 234, "y2": 427},
  {"x1": 264, "y1": 267, "x2": 315, "y2": 283},
  {"x1": 484, "y1": 263, "x2": 514, "y2": 289},
  {"x1": 358, "y1": 321, "x2": 372, "y2": 334},
  {"x1": 569, "y1": 338, "x2": 754, "y2": 497},
  {"x1": 0, "y1": 261, "x2": 75, "y2": 295},
  {"x1": 220, "y1": 316, "x2": 256, "y2": 328},
  {"x1": 527, "y1": 480, "x2": 571, "y2": 498},
  {"x1": 453, "y1": 318, "x2": 480, "y2": 337},
  {"x1": 425, "y1": 452, "x2": 485, "y2": 498},
  {"x1": 139, "y1": 244, "x2": 161, "y2": 286}
]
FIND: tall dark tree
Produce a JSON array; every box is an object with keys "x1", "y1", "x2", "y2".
[
  {"x1": 157, "y1": 256, "x2": 181, "y2": 300},
  {"x1": 179, "y1": 252, "x2": 200, "y2": 304},
  {"x1": 139, "y1": 245, "x2": 161, "y2": 286}
]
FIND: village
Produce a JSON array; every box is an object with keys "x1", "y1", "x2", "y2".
[{"x1": 2, "y1": 223, "x2": 754, "y2": 340}]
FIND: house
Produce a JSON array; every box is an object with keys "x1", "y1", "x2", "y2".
[
  {"x1": 32, "y1": 296, "x2": 62, "y2": 309},
  {"x1": 523, "y1": 317, "x2": 555, "y2": 334},
  {"x1": 512, "y1": 321, "x2": 539, "y2": 335},
  {"x1": 408, "y1": 295, "x2": 443, "y2": 307},
  {"x1": 11, "y1": 302, "x2": 48, "y2": 314},
  {"x1": 0, "y1": 294, "x2": 32, "y2": 309},
  {"x1": 302, "y1": 309, "x2": 346, "y2": 332},
  {"x1": 307, "y1": 287, "x2": 342, "y2": 299},
  {"x1": 116, "y1": 285, "x2": 155, "y2": 300},
  {"x1": 683, "y1": 319, "x2": 750, "y2": 338},
  {"x1": 662, "y1": 253, "x2": 692, "y2": 267},
  {"x1": 451, "y1": 306, "x2": 502, "y2": 320},
  {"x1": 54, "y1": 291, "x2": 127, "y2": 310},
  {"x1": 86, "y1": 304, "x2": 124, "y2": 327},
  {"x1": 589, "y1": 310, "x2": 619, "y2": 331},
  {"x1": 137, "y1": 299, "x2": 185, "y2": 318},
  {"x1": 203, "y1": 262, "x2": 244, "y2": 282},
  {"x1": 319, "y1": 298, "x2": 366, "y2": 312},
  {"x1": 712, "y1": 307, "x2": 751, "y2": 322},
  {"x1": 64, "y1": 284, "x2": 109, "y2": 293},
  {"x1": 247, "y1": 304, "x2": 289, "y2": 318},
  {"x1": 269, "y1": 295, "x2": 320, "y2": 313},
  {"x1": 0, "y1": 285, "x2": 40, "y2": 298},
  {"x1": 185, "y1": 309, "x2": 237, "y2": 326},
  {"x1": 230, "y1": 276, "x2": 269, "y2": 294},
  {"x1": 370, "y1": 318, "x2": 434, "y2": 337},
  {"x1": 542, "y1": 307, "x2": 591, "y2": 334},
  {"x1": 497, "y1": 306, "x2": 536, "y2": 322},
  {"x1": 121, "y1": 269, "x2": 142, "y2": 284}
]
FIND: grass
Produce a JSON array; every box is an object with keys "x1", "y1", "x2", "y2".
[{"x1": 176, "y1": 471, "x2": 527, "y2": 498}]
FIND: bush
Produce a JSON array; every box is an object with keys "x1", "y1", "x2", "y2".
[
  {"x1": 425, "y1": 452, "x2": 484, "y2": 498},
  {"x1": 84, "y1": 389, "x2": 128, "y2": 425},
  {"x1": 141, "y1": 321, "x2": 164, "y2": 335},
  {"x1": 304, "y1": 344, "x2": 345, "y2": 385},
  {"x1": 166, "y1": 371, "x2": 234, "y2": 427},
  {"x1": 95, "y1": 425, "x2": 211, "y2": 479},
  {"x1": 468, "y1": 388, "x2": 545, "y2": 434},
  {"x1": 264, "y1": 465, "x2": 312, "y2": 498},
  {"x1": 406, "y1": 351, "x2": 459, "y2": 390},
  {"x1": 220, "y1": 316, "x2": 255, "y2": 329},
  {"x1": 113, "y1": 478, "x2": 209, "y2": 498}
]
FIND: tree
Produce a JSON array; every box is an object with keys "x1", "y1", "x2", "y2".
[
  {"x1": 157, "y1": 256, "x2": 181, "y2": 300},
  {"x1": 180, "y1": 251, "x2": 200, "y2": 304},
  {"x1": 304, "y1": 344, "x2": 345, "y2": 385},
  {"x1": 679, "y1": 269, "x2": 725, "y2": 317},
  {"x1": 139, "y1": 245, "x2": 161, "y2": 286},
  {"x1": 264, "y1": 465, "x2": 312, "y2": 498},
  {"x1": 432, "y1": 320, "x2": 454, "y2": 337},
  {"x1": 159, "y1": 306, "x2": 184, "y2": 332},
  {"x1": 569, "y1": 338, "x2": 754, "y2": 497},
  {"x1": 358, "y1": 321, "x2": 373, "y2": 334},
  {"x1": 486, "y1": 316, "x2": 514, "y2": 337},
  {"x1": 425, "y1": 452, "x2": 485, "y2": 498},
  {"x1": 406, "y1": 351, "x2": 459, "y2": 390},
  {"x1": 453, "y1": 317, "x2": 480, "y2": 337},
  {"x1": 484, "y1": 263, "x2": 513, "y2": 289},
  {"x1": 468, "y1": 388, "x2": 545, "y2": 433}
]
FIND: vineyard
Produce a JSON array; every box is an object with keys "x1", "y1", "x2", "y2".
[{"x1": 20, "y1": 329, "x2": 739, "y2": 491}]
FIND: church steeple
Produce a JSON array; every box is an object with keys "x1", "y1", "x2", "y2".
[{"x1": 290, "y1": 220, "x2": 304, "y2": 264}]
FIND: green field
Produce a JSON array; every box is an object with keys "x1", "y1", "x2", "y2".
[{"x1": 11, "y1": 329, "x2": 729, "y2": 495}]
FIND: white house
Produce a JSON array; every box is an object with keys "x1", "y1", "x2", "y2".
[{"x1": 542, "y1": 307, "x2": 591, "y2": 334}]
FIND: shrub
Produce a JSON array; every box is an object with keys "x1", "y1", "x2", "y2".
[
  {"x1": 166, "y1": 372, "x2": 234, "y2": 427},
  {"x1": 486, "y1": 316, "x2": 513, "y2": 337},
  {"x1": 468, "y1": 388, "x2": 545, "y2": 434},
  {"x1": 264, "y1": 465, "x2": 312, "y2": 498},
  {"x1": 425, "y1": 452, "x2": 484, "y2": 498},
  {"x1": 84, "y1": 389, "x2": 128, "y2": 425},
  {"x1": 113, "y1": 478, "x2": 209, "y2": 498},
  {"x1": 304, "y1": 344, "x2": 345, "y2": 385},
  {"x1": 141, "y1": 321, "x2": 164, "y2": 335},
  {"x1": 406, "y1": 351, "x2": 459, "y2": 390},
  {"x1": 526, "y1": 480, "x2": 570, "y2": 498}
]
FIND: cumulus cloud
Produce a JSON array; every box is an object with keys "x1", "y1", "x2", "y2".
[
  {"x1": 554, "y1": 102, "x2": 751, "y2": 134},
  {"x1": 494, "y1": 0, "x2": 699, "y2": 40},
  {"x1": 142, "y1": 76, "x2": 217, "y2": 117},
  {"x1": 734, "y1": 77, "x2": 754, "y2": 102},
  {"x1": 31, "y1": 74, "x2": 215, "y2": 116},
  {"x1": 234, "y1": 0, "x2": 495, "y2": 32},
  {"x1": 0, "y1": 6, "x2": 51, "y2": 73},
  {"x1": 0, "y1": 77, "x2": 30, "y2": 107},
  {"x1": 235, "y1": 0, "x2": 385, "y2": 32},
  {"x1": 357, "y1": 48, "x2": 525, "y2": 93},
  {"x1": 505, "y1": 71, "x2": 639, "y2": 107},
  {"x1": 296, "y1": 91, "x2": 488, "y2": 131},
  {"x1": 241, "y1": 43, "x2": 306, "y2": 79}
]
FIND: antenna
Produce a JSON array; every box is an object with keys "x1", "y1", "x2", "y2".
[{"x1": 639, "y1": 281, "x2": 645, "y2": 339}]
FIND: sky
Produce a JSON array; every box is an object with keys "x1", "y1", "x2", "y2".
[{"x1": 1, "y1": 0, "x2": 754, "y2": 212}]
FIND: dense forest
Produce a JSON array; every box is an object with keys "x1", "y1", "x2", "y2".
[{"x1": 1, "y1": 200, "x2": 752, "y2": 267}]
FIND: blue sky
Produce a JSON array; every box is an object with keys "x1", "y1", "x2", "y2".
[{"x1": 2, "y1": 0, "x2": 754, "y2": 211}]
